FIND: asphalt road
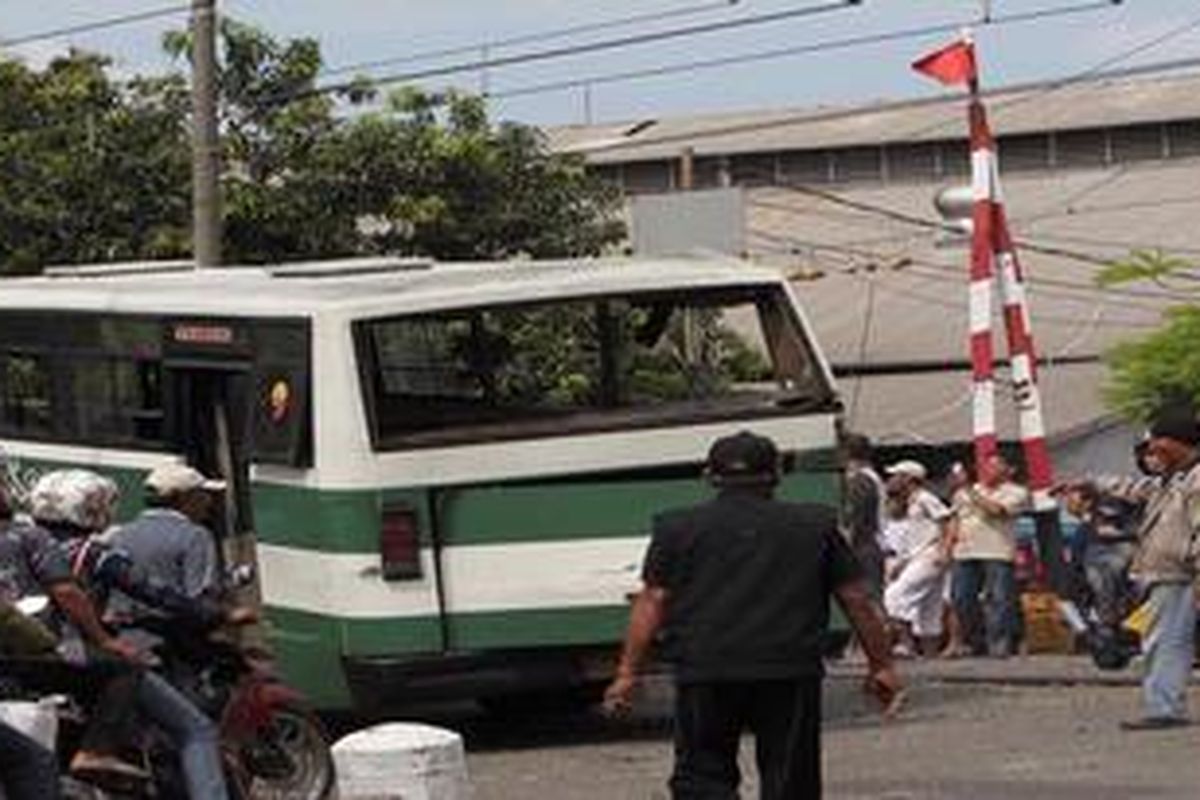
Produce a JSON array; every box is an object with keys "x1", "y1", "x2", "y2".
[{"x1": 445, "y1": 676, "x2": 1200, "y2": 799}]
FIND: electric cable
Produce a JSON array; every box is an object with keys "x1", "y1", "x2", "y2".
[
  {"x1": 321, "y1": 0, "x2": 744, "y2": 79},
  {"x1": 490, "y1": 0, "x2": 1117, "y2": 101},
  {"x1": 0, "y1": 4, "x2": 191, "y2": 48},
  {"x1": 289, "y1": 1, "x2": 859, "y2": 104}
]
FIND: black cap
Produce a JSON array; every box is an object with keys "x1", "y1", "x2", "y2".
[
  {"x1": 707, "y1": 431, "x2": 780, "y2": 486},
  {"x1": 1149, "y1": 401, "x2": 1200, "y2": 446}
]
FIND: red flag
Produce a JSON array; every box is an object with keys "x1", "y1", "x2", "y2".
[{"x1": 912, "y1": 39, "x2": 976, "y2": 86}]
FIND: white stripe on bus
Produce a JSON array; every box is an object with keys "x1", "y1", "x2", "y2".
[
  {"x1": 0, "y1": 413, "x2": 837, "y2": 492},
  {"x1": 318, "y1": 413, "x2": 838, "y2": 490},
  {"x1": 258, "y1": 539, "x2": 647, "y2": 620},
  {"x1": 0, "y1": 440, "x2": 180, "y2": 471}
]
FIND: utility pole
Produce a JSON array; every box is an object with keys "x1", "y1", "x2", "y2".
[{"x1": 191, "y1": 0, "x2": 221, "y2": 268}]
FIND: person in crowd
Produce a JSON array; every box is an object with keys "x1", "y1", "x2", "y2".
[
  {"x1": 1061, "y1": 482, "x2": 1138, "y2": 628},
  {"x1": 882, "y1": 460, "x2": 954, "y2": 658},
  {"x1": 879, "y1": 474, "x2": 912, "y2": 560},
  {"x1": 950, "y1": 454, "x2": 1029, "y2": 658},
  {"x1": 939, "y1": 462, "x2": 972, "y2": 658},
  {"x1": 1121, "y1": 403, "x2": 1200, "y2": 730},
  {"x1": 17, "y1": 469, "x2": 235, "y2": 798},
  {"x1": 840, "y1": 433, "x2": 887, "y2": 600},
  {"x1": 105, "y1": 465, "x2": 225, "y2": 626},
  {"x1": 0, "y1": 482, "x2": 147, "y2": 785},
  {"x1": 602, "y1": 431, "x2": 901, "y2": 800}
]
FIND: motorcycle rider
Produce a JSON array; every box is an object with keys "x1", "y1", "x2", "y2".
[
  {"x1": 106, "y1": 464, "x2": 223, "y2": 619},
  {"x1": 17, "y1": 469, "x2": 237, "y2": 800},
  {"x1": 0, "y1": 483, "x2": 147, "y2": 785}
]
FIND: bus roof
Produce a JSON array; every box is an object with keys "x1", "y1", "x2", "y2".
[{"x1": 0, "y1": 257, "x2": 788, "y2": 319}]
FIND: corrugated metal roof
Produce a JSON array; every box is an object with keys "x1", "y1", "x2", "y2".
[
  {"x1": 747, "y1": 157, "x2": 1197, "y2": 445},
  {"x1": 547, "y1": 69, "x2": 1200, "y2": 163},
  {"x1": 839, "y1": 361, "x2": 1107, "y2": 447}
]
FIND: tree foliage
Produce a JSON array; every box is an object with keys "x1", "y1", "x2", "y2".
[
  {"x1": 1106, "y1": 305, "x2": 1200, "y2": 420},
  {"x1": 1100, "y1": 249, "x2": 1200, "y2": 420},
  {"x1": 0, "y1": 20, "x2": 624, "y2": 274},
  {"x1": 0, "y1": 53, "x2": 190, "y2": 274}
]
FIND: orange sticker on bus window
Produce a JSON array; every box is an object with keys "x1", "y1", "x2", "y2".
[{"x1": 268, "y1": 380, "x2": 291, "y2": 423}]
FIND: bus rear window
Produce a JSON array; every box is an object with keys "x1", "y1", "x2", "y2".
[{"x1": 356, "y1": 285, "x2": 832, "y2": 448}]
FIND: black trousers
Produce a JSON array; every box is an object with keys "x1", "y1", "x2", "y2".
[
  {"x1": 0, "y1": 719, "x2": 60, "y2": 800},
  {"x1": 671, "y1": 677, "x2": 822, "y2": 800}
]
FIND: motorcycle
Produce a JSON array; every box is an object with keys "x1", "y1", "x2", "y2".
[
  {"x1": 109, "y1": 613, "x2": 336, "y2": 800},
  {"x1": 3, "y1": 594, "x2": 335, "y2": 799}
]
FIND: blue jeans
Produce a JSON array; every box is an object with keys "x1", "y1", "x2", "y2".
[
  {"x1": 952, "y1": 560, "x2": 1018, "y2": 656},
  {"x1": 0, "y1": 719, "x2": 60, "y2": 800},
  {"x1": 137, "y1": 672, "x2": 228, "y2": 800},
  {"x1": 1142, "y1": 582, "x2": 1196, "y2": 721}
]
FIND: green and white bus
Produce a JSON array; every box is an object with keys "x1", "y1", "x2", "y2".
[{"x1": 0, "y1": 256, "x2": 842, "y2": 712}]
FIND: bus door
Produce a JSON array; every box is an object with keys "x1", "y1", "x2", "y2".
[{"x1": 161, "y1": 320, "x2": 260, "y2": 611}]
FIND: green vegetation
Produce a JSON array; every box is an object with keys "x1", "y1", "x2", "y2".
[
  {"x1": 1100, "y1": 250, "x2": 1200, "y2": 419},
  {"x1": 0, "y1": 20, "x2": 624, "y2": 273}
]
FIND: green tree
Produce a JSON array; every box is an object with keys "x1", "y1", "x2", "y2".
[
  {"x1": 0, "y1": 21, "x2": 624, "y2": 274},
  {"x1": 0, "y1": 52, "x2": 190, "y2": 274},
  {"x1": 1101, "y1": 250, "x2": 1200, "y2": 419},
  {"x1": 164, "y1": 22, "x2": 625, "y2": 264}
]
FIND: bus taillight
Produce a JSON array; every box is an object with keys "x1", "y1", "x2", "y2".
[{"x1": 380, "y1": 504, "x2": 422, "y2": 581}]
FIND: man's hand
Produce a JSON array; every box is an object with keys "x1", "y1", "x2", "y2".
[
  {"x1": 100, "y1": 636, "x2": 149, "y2": 665},
  {"x1": 604, "y1": 585, "x2": 667, "y2": 719},
  {"x1": 864, "y1": 665, "x2": 906, "y2": 719},
  {"x1": 602, "y1": 673, "x2": 638, "y2": 718}
]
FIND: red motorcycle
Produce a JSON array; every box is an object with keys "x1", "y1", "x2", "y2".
[{"x1": 123, "y1": 614, "x2": 337, "y2": 800}]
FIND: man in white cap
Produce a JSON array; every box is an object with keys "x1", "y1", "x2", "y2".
[
  {"x1": 882, "y1": 459, "x2": 954, "y2": 658},
  {"x1": 105, "y1": 465, "x2": 226, "y2": 610}
]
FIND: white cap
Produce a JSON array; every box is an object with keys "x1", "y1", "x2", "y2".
[
  {"x1": 886, "y1": 459, "x2": 928, "y2": 480},
  {"x1": 145, "y1": 464, "x2": 226, "y2": 497}
]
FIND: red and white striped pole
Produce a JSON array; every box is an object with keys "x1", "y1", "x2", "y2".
[
  {"x1": 968, "y1": 91, "x2": 1056, "y2": 511},
  {"x1": 915, "y1": 33, "x2": 1069, "y2": 597},
  {"x1": 967, "y1": 94, "x2": 1000, "y2": 477},
  {"x1": 990, "y1": 178, "x2": 1057, "y2": 512}
]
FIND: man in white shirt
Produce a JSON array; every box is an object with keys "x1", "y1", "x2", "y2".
[
  {"x1": 882, "y1": 460, "x2": 954, "y2": 657},
  {"x1": 950, "y1": 454, "x2": 1030, "y2": 658}
]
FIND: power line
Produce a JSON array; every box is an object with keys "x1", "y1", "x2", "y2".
[
  {"x1": 490, "y1": 0, "x2": 1116, "y2": 101},
  {"x1": 290, "y1": 0, "x2": 859, "y2": 105},
  {"x1": 746, "y1": 180, "x2": 1125, "y2": 268},
  {"x1": 748, "y1": 223, "x2": 1193, "y2": 306},
  {"x1": 748, "y1": 172, "x2": 1200, "y2": 276},
  {"x1": 321, "y1": 0, "x2": 743, "y2": 79},
  {"x1": 0, "y1": 4, "x2": 191, "y2": 48},
  {"x1": 555, "y1": 0, "x2": 1122, "y2": 152}
]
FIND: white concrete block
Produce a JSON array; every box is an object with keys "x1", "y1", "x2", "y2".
[{"x1": 333, "y1": 722, "x2": 471, "y2": 800}]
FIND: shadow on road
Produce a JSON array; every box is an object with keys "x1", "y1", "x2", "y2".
[{"x1": 327, "y1": 674, "x2": 993, "y2": 754}]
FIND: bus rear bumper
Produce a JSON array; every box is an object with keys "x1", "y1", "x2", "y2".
[{"x1": 342, "y1": 647, "x2": 619, "y2": 708}]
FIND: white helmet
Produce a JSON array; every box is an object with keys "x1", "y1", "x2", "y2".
[{"x1": 29, "y1": 469, "x2": 119, "y2": 532}]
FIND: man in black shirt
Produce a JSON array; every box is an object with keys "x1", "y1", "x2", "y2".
[{"x1": 604, "y1": 431, "x2": 900, "y2": 800}]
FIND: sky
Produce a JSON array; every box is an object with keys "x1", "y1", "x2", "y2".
[{"x1": 4, "y1": 0, "x2": 1200, "y2": 127}]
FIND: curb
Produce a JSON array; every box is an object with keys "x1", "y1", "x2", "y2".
[{"x1": 827, "y1": 663, "x2": 1157, "y2": 689}]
